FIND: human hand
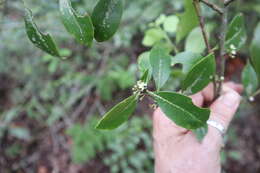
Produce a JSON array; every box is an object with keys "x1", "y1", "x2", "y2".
[{"x1": 153, "y1": 82, "x2": 243, "y2": 173}]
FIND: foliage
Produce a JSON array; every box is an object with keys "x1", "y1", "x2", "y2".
[
  {"x1": 1, "y1": 0, "x2": 260, "y2": 171},
  {"x1": 67, "y1": 116, "x2": 153, "y2": 172},
  {"x1": 96, "y1": 95, "x2": 138, "y2": 130},
  {"x1": 59, "y1": 0, "x2": 94, "y2": 46},
  {"x1": 95, "y1": 0, "x2": 260, "y2": 134}
]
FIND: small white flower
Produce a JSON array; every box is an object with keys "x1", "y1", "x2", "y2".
[{"x1": 132, "y1": 81, "x2": 147, "y2": 95}]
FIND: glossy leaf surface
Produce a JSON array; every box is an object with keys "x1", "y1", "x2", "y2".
[
  {"x1": 182, "y1": 53, "x2": 216, "y2": 94},
  {"x1": 250, "y1": 23, "x2": 260, "y2": 80},
  {"x1": 96, "y1": 95, "x2": 138, "y2": 130},
  {"x1": 150, "y1": 46, "x2": 171, "y2": 90},
  {"x1": 24, "y1": 8, "x2": 60, "y2": 57},
  {"x1": 60, "y1": 0, "x2": 94, "y2": 46},
  {"x1": 92, "y1": 0, "x2": 123, "y2": 42},
  {"x1": 149, "y1": 91, "x2": 210, "y2": 129},
  {"x1": 226, "y1": 13, "x2": 246, "y2": 50}
]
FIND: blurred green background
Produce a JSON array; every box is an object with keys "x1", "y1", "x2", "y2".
[{"x1": 0, "y1": 0, "x2": 260, "y2": 172}]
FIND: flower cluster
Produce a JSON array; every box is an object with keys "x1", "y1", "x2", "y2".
[{"x1": 132, "y1": 81, "x2": 147, "y2": 95}]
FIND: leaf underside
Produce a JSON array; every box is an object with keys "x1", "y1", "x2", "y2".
[
  {"x1": 242, "y1": 61, "x2": 258, "y2": 96},
  {"x1": 176, "y1": 0, "x2": 199, "y2": 42},
  {"x1": 172, "y1": 51, "x2": 202, "y2": 74}
]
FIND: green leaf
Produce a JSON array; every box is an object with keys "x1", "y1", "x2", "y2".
[
  {"x1": 155, "y1": 14, "x2": 167, "y2": 26},
  {"x1": 163, "y1": 15, "x2": 179, "y2": 33},
  {"x1": 92, "y1": 0, "x2": 123, "y2": 42},
  {"x1": 225, "y1": 13, "x2": 246, "y2": 50},
  {"x1": 24, "y1": 8, "x2": 60, "y2": 57},
  {"x1": 192, "y1": 124, "x2": 208, "y2": 141},
  {"x1": 185, "y1": 24, "x2": 214, "y2": 54},
  {"x1": 140, "y1": 69, "x2": 150, "y2": 84},
  {"x1": 96, "y1": 95, "x2": 138, "y2": 130},
  {"x1": 182, "y1": 53, "x2": 216, "y2": 94},
  {"x1": 172, "y1": 51, "x2": 202, "y2": 74},
  {"x1": 242, "y1": 61, "x2": 258, "y2": 96},
  {"x1": 250, "y1": 22, "x2": 260, "y2": 80},
  {"x1": 138, "y1": 51, "x2": 152, "y2": 81},
  {"x1": 185, "y1": 27, "x2": 206, "y2": 54},
  {"x1": 59, "y1": 0, "x2": 94, "y2": 46},
  {"x1": 142, "y1": 28, "x2": 166, "y2": 47},
  {"x1": 149, "y1": 91, "x2": 210, "y2": 129},
  {"x1": 176, "y1": 0, "x2": 198, "y2": 42},
  {"x1": 149, "y1": 45, "x2": 172, "y2": 90}
]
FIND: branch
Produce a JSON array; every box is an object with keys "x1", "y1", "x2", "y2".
[
  {"x1": 224, "y1": 0, "x2": 236, "y2": 6},
  {"x1": 200, "y1": 0, "x2": 223, "y2": 15},
  {"x1": 193, "y1": 0, "x2": 212, "y2": 53},
  {"x1": 216, "y1": 6, "x2": 228, "y2": 97}
]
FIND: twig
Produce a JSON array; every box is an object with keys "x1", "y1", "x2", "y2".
[
  {"x1": 193, "y1": 0, "x2": 212, "y2": 53},
  {"x1": 251, "y1": 89, "x2": 260, "y2": 98},
  {"x1": 224, "y1": 0, "x2": 236, "y2": 6},
  {"x1": 200, "y1": 0, "x2": 223, "y2": 15},
  {"x1": 216, "y1": 6, "x2": 228, "y2": 97}
]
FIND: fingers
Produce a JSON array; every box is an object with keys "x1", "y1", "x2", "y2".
[
  {"x1": 153, "y1": 81, "x2": 243, "y2": 146},
  {"x1": 153, "y1": 108, "x2": 188, "y2": 141},
  {"x1": 224, "y1": 82, "x2": 243, "y2": 93},
  {"x1": 203, "y1": 86, "x2": 241, "y2": 149},
  {"x1": 199, "y1": 82, "x2": 243, "y2": 103}
]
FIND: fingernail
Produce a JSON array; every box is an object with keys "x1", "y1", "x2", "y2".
[{"x1": 221, "y1": 91, "x2": 240, "y2": 107}]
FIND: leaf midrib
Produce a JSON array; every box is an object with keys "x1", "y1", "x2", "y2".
[{"x1": 149, "y1": 92, "x2": 203, "y2": 124}]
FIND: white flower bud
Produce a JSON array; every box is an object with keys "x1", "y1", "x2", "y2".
[{"x1": 249, "y1": 96, "x2": 255, "y2": 102}]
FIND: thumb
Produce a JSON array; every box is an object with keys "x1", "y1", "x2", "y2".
[{"x1": 203, "y1": 87, "x2": 241, "y2": 149}]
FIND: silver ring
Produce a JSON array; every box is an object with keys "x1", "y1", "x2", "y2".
[{"x1": 207, "y1": 120, "x2": 226, "y2": 136}]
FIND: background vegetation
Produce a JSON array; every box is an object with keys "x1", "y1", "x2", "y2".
[{"x1": 0, "y1": 0, "x2": 260, "y2": 172}]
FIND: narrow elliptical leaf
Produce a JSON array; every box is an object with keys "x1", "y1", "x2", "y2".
[
  {"x1": 59, "y1": 0, "x2": 94, "y2": 46},
  {"x1": 138, "y1": 51, "x2": 152, "y2": 83},
  {"x1": 225, "y1": 13, "x2": 246, "y2": 50},
  {"x1": 96, "y1": 95, "x2": 138, "y2": 130},
  {"x1": 250, "y1": 22, "x2": 260, "y2": 80},
  {"x1": 24, "y1": 8, "x2": 60, "y2": 57},
  {"x1": 149, "y1": 91, "x2": 210, "y2": 129},
  {"x1": 242, "y1": 61, "x2": 258, "y2": 96},
  {"x1": 92, "y1": 0, "x2": 123, "y2": 42},
  {"x1": 150, "y1": 46, "x2": 171, "y2": 91},
  {"x1": 182, "y1": 53, "x2": 216, "y2": 94}
]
